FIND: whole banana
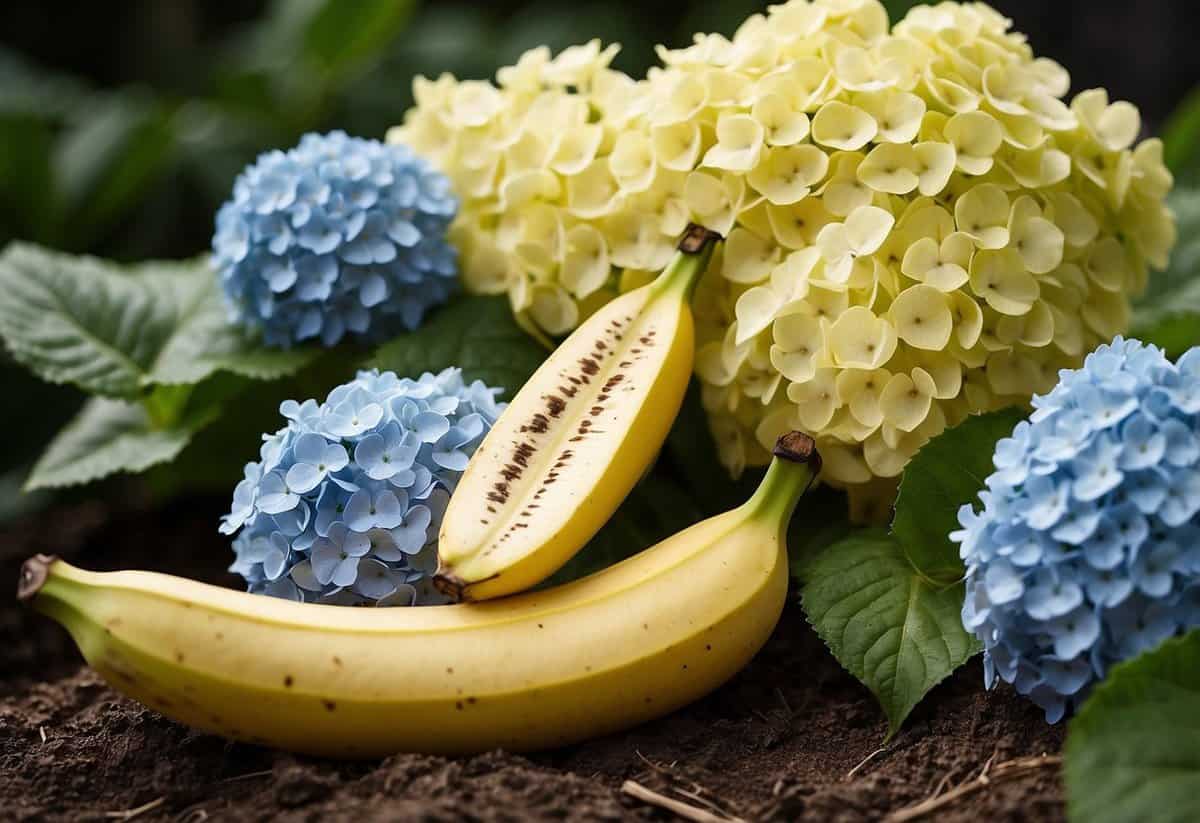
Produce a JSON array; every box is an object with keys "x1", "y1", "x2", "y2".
[
  {"x1": 435, "y1": 224, "x2": 722, "y2": 601},
  {"x1": 19, "y1": 433, "x2": 819, "y2": 758}
]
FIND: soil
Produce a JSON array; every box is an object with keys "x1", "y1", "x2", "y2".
[{"x1": 0, "y1": 498, "x2": 1065, "y2": 822}]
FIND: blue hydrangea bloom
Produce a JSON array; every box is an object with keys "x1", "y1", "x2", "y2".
[
  {"x1": 953, "y1": 338, "x2": 1200, "y2": 722},
  {"x1": 221, "y1": 368, "x2": 502, "y2": 605},
  {"x1": 212, "y1": 131, "x2": 458, "y2": 348}
]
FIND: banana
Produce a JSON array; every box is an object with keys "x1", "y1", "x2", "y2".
[
  {"x1": 434, "y1": 224, "x2": 722, "y2": 601},
  {"x1": 19, "y1": 433, "x2": 820, "y2": 759}
]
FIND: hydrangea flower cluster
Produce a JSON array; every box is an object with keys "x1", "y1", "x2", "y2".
[
  {"x1": 953, "y1": 338, "x2": 1200, "y2": 722},
  {"x1": 220, "y1": 368, "x2": 503, "y2": 606},
  {"x1": 393, "y1": 1, "x2": 1175, "y2": 509},
  {"x1": 390, "y1": 41, "x2": 641, "y2": 336},
  {"x1": 213, "y1": 131, "x2": 459, "y2": 348}
]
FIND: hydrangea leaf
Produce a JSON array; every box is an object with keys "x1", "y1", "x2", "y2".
[
  {"x1": 787, "y1": 490, "x2": 856, "y2": 580},
  {"x1": 25, "y1": 393, "x2": 222, "y2": 491},
  {"x1": 367, "y1": 295, "x2": 548, "y2": 400},
  {"x1": 0, "y1": 242, "x2": 317, "y2": 398},
  {"x1": 892, "y1": 407, "x2": 1026, "y2": 581},
  {"x1": 1065, "y1": 630, "x2": 1200, "y2": 823},
  {"x1": 1132, "y1": 187, "x2": 1200, "y2": 356},
  {"x1": 801, "y1": 529, "x2": 982, "y2": 737}
]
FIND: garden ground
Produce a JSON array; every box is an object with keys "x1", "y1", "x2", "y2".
[{"x1": 1, "y1": 497, "x2": 1062, "y2": 822}]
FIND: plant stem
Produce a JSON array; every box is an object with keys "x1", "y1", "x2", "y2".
[
  {"x1": 141, "y1": 384, "x2": 194, "y2": 429},
  {"x1": 742, "y1": 432, "x2": 822, "y2": 524},
  {"x1": 650, "y1": 224, "x2": 722, "y2": 301}
]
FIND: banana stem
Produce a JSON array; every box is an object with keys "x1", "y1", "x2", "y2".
[
  {"x1": 17, "y1": 554, "x2": 87, "y2": 639},
  {"x1": 650, "y1": 224, "x2": 722, "y2": 301},
  {"x1": 742, "y1": 432, "x2": 822, "y2": 525}
]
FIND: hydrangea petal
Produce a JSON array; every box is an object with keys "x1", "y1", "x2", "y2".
[{"x1": 812, "y1": 101, "x2": 877, "y2": 151}]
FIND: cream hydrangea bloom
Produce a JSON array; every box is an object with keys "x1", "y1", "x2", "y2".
[
  {"x1": 393, "y1": 2, "x2": 1176, "y2": 514},
  {"x1": 389, "y1": 41, "x2": 635, "y2": 335}
]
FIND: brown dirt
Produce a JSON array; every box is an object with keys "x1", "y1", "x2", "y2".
[{"x1": 0, "y1": 499, "x2": 1064, "y2": 822}]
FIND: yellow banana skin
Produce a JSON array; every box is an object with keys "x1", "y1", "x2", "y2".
[
  {"x1": 435, "y1": 225, "x2": 722, "y2": 601},
  {"x1": 20, "y1": 434, "x2": 819, "y2": 759}
]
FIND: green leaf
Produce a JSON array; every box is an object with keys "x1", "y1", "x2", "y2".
[
  {"x1": 1163, "y1": 86, "x2": 1200, "y2": 181},
  {"x1": 25, "y1": 394, "x2": 221, "y2": 491},
  {"x1": 1133, "y1": 312, "x2": 1200, "y2": 358},
  {"x1": 1132, "y1": 187, "x2": 1200, "y2": 357},
  {"x1": 367, "y1": 295, "x2": 547, "y2": 400},
  {"x1": 53, "y1": 94, "x2": 176, "y2": 246},
  {"x1": 891, "y1": 408, "x2": 1024, "y2": 581},
  {"x1": 0, "y1": 46, "x2": 88, "y2": 121},
  {"x1": 0, "y1": 115, "x2": 57, "y2": 246},
  {"x1": 303, "y1": 0, "x2": 417, "y2": 78},
  {"x1": 795, "y1": 409, "x2": 1016, "y2": 734},
  {"x1": 1065, "y1": 630, "x2": 1200, "y2": 823},
  {"x1": 142, "y1": 351, "x2": 354, "y2": 499},
  {"x1": 0, "y1": 243, "x2": 317, "y2": 398},
  {"x1": 787, "y1": 485, "x2": 855, "y2": 580},
  {"x1": 801, "y1": 530, "x2": 981, "y2": 736}
]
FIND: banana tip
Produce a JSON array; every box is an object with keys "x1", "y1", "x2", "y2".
[
  {"x1": 678, "y1": 223, "x2": 723, "y2": 252},
  {"x1": 773, "y1": 432, "x2": 821, "y2": 474},
  {"x1": 17, "y1": 554, "x2": 57, "y2": 604},
  {"x1": 432, "y1": 568, "x2": 468, "y2": 602}
]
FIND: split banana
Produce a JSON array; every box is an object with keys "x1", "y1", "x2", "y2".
[
  {"x1": 435, "y1": 224, "x2": 722, "y2": 601},
  {"x1": 19, "y1": 433, "x2": 819, "y2": 758}
]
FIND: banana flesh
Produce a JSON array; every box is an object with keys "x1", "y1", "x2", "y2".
[
  {"x1": 435, "y1": 225, "x2": 722, "y2": 601},
  {"x1": 19, "y1": 433, "x2": 819, "y2": 758}
]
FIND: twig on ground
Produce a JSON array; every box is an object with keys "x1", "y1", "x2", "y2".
[
  {"x1": 977, "y1": 751, "x2": 998, "y2": 782},
  {"x1": 774, "y1": 687, "x2": 793, "y2": 717},
  {"x1": 622, "y1": 780, "x2": 746, "y2": 823},
  {"x1": 635, "y1": 750, "x2": 671, "y2": 778},
  {"x1": 220, "y1": 769, "x2": 274, "y2": 783},
  {"x1": 928, "y1": 771, "x2": 954, "y2": 801},
  {"x1": 846, "y1": 746, "x2": 889, "y2": 780},
  {"x1": 633, "y1": 750, "x2": 740, "y2": 818},
  {"x1": 673, "y1": 785, "x2": 735, "y2": 817},
  {"x1": 884, "y1": 754, "x2": 1062, "y2": 822},
  {"x1": 102, "y1": 797, "x2": 166, "y2": 821},
  {"x1": 38, "y1": 726, "x2": 46, "y2": 743},
  {"x1": 173, "y1": 804, "x2": 209, "y2": 823}
]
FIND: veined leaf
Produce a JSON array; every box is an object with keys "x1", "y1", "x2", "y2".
[
  {"x1": 367, "y1": 295, "x2": 547, "y2": 400},
  {"x1": 891, "y1": 408, "x2": 1025, "y2": 580},
  {"x1": 1065, "y1": 630, "x2": 1200, "y2": 823},
  {"x1": 0, "y1": 243, "x2": 317, "y2": 398},
  {"x1": 799, "y1": 411, "x2": 1018, "y2": 736},
  {"x1": 25, "y1": 395, "x2": 220, "y2": 491},
  {"x1": 801, "y1": 530, "x2": 981, "y2": 736}
]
